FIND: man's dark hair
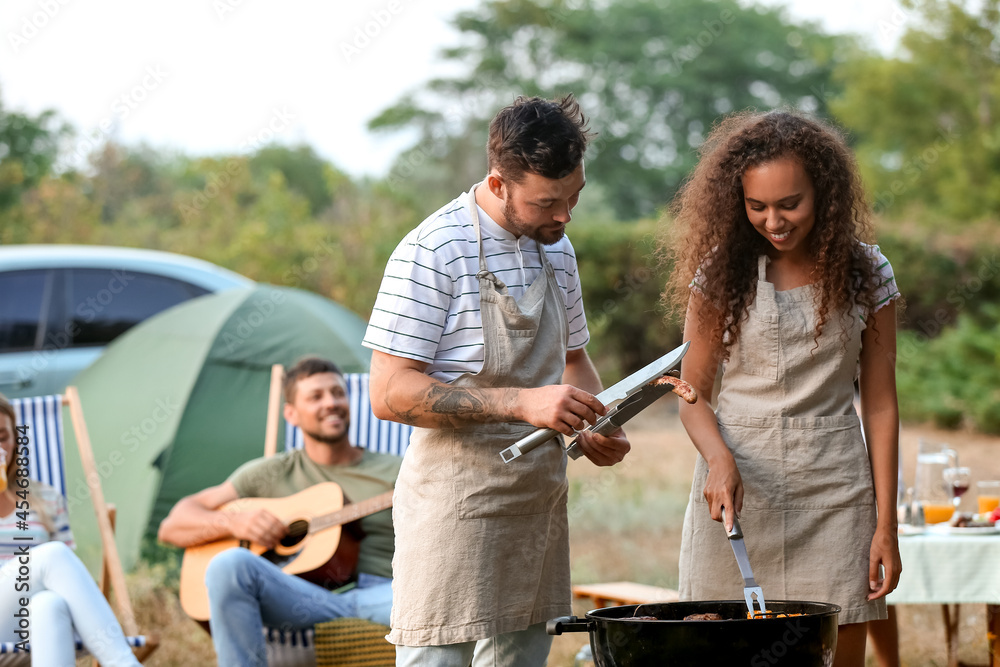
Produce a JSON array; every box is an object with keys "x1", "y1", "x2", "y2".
[
  {"x1": 283, "y1": 356, "x2": 344, "y2": 403},
  {"x1": 487, "y1": 94, "x2": 593, "y2": 183}
]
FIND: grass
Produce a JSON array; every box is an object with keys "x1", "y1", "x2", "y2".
[{"x1": 118, "y1": 404, "x2": 998, "y2": 666}]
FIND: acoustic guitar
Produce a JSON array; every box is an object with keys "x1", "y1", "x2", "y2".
[{"x1": 179, "y1": 482, "x2": 393, "y2": 622}]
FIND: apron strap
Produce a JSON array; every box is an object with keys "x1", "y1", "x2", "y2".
[
  {"x1": 758, "y1": 254, "x2": 768, "y2": 281},
  {"x1": 469, "y1": 185, "x2": 504, "y2": 288},
  {"x1": 467, "y1": 183, "x2": 554, "y2": 285}
]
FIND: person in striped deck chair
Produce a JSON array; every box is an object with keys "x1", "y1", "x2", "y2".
[
  {"x1": 158, "y1": 356, "x2": 401, "y2": 667},
  {"x1": 0, "y1": 393, "x2": 142, "y2": 667}
]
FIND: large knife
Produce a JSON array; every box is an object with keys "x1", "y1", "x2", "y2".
[{"x1": 499, "y1": 341, "x2": 690, "y2": 463}]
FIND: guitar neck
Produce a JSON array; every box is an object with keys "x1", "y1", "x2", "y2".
[{"x1": 309, "y1": 490, "x2": 394, "y2": 533}]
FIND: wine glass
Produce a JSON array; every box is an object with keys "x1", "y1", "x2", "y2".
[{"x1": 943, "y1": 467, "x2": 971, "y2": 511}]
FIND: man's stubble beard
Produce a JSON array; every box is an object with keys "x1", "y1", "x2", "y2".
[
  {"x1": 500, "y1": 198, "x2": 565, "y2": 245},
  {"x1": 301, "y1": 420, "x2": 350, "y2": 446}
]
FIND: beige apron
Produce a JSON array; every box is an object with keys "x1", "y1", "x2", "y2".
[
  {"x1": 388, "y1": 186, "x2": 571, "y2": 646},
  {"x1": 679, "y1": 255, "x2": 886, "y2": 625}
]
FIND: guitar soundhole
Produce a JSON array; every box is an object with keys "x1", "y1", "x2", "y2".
[{"x1": 280, "y1": 520, "x2": 309, "y2": 548}]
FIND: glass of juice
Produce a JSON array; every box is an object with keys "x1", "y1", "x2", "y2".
[
  {"x1": 922, "y1": 503, "x2": 955, "y2": 524},
  {"x1": 977, "y1": 480, "x2": 1000, "y2": 515}
]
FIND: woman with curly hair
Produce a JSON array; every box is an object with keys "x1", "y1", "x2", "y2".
[
  {"x1": 0, "y1": 393, "x2": 141, "y2": 666},
  {"x1": 664, "y1": 110, "x2": 901, "y2": 666}
]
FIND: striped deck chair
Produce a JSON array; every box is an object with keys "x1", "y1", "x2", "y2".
[
  {"x1": 0, "y1": 391, "x2": 158, "y2": 665},
  {"x1": 262, "y1": 367, "x2": 410, "y2": 667}
]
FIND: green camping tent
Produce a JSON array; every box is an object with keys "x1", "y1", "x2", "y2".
[{"x1": 63, "y1": 285, "x2": 372, "y2": 573}]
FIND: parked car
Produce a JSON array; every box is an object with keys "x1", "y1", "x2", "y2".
[{"x1": 0, "y1": 245, "x2": 254, "y2": 398}]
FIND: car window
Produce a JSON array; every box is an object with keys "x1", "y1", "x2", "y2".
[
  {"x1": 66, "y1": 269, "x2": 210, "y2": 347},
  {"x1": 0, "y1": 269, "x2": 56, "y2": 352}
]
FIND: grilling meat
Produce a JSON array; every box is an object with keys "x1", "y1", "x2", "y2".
[
  {"x1": 652, "y1": 375, "x2": 698, "y2": 404},
  {"x1": 683, "y1": 612, "x2": 724, "y2": 621}
]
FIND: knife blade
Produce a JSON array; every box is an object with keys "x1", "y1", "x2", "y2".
[
  {"x1": 722, "y1": 508, "x2": 767, "y2": 616},
  {"x1": 562, "y1": 380, "x2": 675, "y2": 460},
  {"x1": 499, "y1": 341, "x2": 690, "y2": 463}
]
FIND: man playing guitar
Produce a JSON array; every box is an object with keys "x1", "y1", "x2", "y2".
[{"x1": 158, "y1": 356, "x2": 401, "y2": 667}]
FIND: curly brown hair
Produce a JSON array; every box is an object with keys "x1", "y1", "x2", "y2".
[{"x1": 662, "y1": 109, "x2": 883, "y2": 358}]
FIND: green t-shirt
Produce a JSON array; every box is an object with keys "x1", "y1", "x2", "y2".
[{"x1": 227, "y1": 449, "x2": 401, "y2": 579}]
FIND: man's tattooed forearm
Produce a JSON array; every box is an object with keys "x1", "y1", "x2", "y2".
[{"x1": 427, "y1": 385, "x2": 486, "y2": 416}]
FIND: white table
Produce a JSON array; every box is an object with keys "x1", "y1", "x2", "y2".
[{"x1": 888, "y1": 527, "x2": 1000, "y2": 667}]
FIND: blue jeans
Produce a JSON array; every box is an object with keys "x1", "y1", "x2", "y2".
[{"x1": 205, "y1": 548, "x2": 393, "y2": 667}]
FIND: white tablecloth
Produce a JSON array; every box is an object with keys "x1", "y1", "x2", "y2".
[{"x1": 887, "y1": 527, "x2": 1000, "y2": 604}]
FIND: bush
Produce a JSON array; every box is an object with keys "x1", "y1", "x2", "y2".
[
  {"x1": 878, "y1": 230, "x2": 1000, "y2": 336},
  {"x1": 896, "y1": 306, "x2": 1000, "y2": 433},
  {"x1": 571, "y1": 219, "x2": 681, "y2": 381}
]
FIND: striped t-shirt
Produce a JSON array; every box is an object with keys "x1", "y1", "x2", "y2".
[
  {"x1": 859, "y1": 243, "x2": 901, "y2": 325},
  {"x1": 0, "y1": 483, "x2": 75, "y2": 562},
  {"x1": 363, "y1": 191, "x2": 589, "y2": 383}
]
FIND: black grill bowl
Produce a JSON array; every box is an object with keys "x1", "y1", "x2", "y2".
[{"x1": 548, "y1": 600, "x2": 840, "y2": 667}]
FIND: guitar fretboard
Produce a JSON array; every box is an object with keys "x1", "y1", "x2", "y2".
[{"x1": 306, "y1": 490, "x2": 394, "y2": 533}]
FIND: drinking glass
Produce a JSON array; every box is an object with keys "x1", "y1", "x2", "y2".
[
  {"x1": 914, "y1": 440, "x2": 957, "y2": 524},
  {"x1": 943, "y1": 467, "x2": 971, "y2": 511},
  {"x1": 977, "y1": 480, "x2": 1000, "y2": 515}
]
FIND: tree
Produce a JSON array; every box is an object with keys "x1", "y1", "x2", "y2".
[
  {"x1": 249, "y1": 145, "x2": 344, "y2": 215},
  {"x1": 831, "y1": 0, "x2": 1000, "y2": 222},
  {"x1": 0, "y1": 92, "x2": 70, "y2": 210},
  {"x1": 371, "y1": 0, "x2": 845, "y2": 219}
]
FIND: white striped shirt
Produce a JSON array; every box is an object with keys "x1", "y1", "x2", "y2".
[
  {"x1": 363, "y1": 191, "x2": 589, "y2": 383},
  {"x1": 0, "y1": 483, "x2": 74, "y2": 562}
]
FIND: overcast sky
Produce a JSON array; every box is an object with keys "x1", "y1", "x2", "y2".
[{"x1": 1, "y1": 0, "x2": 908, "y2": 177}]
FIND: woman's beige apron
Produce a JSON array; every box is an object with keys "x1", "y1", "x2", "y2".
[
  {"x1": 387, "y1": 187, "x2": 571, "y2": 646},
  {"x1": 679, "y1": 255, "x2": 886, "y2": 625}
]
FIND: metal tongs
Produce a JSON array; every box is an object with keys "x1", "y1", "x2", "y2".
[
  {"x1": 561, "y1": 374, "x2": 678, "y2": 460},
  {"x1": 722, "y1": 508, "x2": 767, "y2": 617},
  {"x1": 499, "y1": 342, "x2": 690, "y2": 463}
]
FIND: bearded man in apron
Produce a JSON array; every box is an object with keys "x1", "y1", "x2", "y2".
[{"x1": 364, "y1": 95, "x2": 631, "y2": 667}]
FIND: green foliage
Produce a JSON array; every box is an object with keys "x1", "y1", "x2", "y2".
[
  {"x1": 832, "y1": 0, "x2": 1000, "y2": 222},
  {"x1": 371, "y1": 0, "x2": 844, "y2": 220},
  {"x1": 572, "y1": 218, "x2": 680, "y2": 380},
  {"x1": 876, "y1": 229, "x2": 1000, "y2": 335},
  {"x1": 0, "y1": 96, "x2": 71, "y2": 210},
  {"x1": 249, "y1": 145, "x2": 342, "y2": 215},
  {"x1": 897, "y1": 306, "x2": 1000, "y2": 433}
]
